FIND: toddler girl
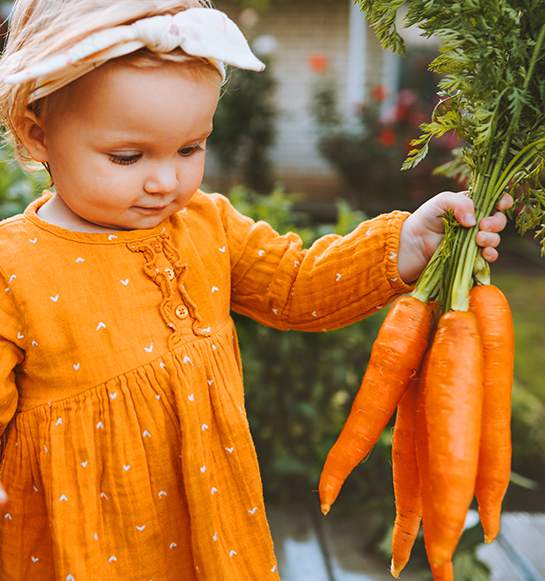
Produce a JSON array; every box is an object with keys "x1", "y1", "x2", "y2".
[{"x1": 0, "y1": 0, "x2": 510, "y2": 579}]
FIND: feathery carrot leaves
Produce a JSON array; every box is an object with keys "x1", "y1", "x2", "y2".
[{"x1": 358, "y1": 0, "x2": 545, "y2": 306}]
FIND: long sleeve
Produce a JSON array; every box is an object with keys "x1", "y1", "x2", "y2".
[
  {"x1": 211, "y1": 193, "x2": 414, "y2": 331},
  {"x1": 0, "y1": 267, "x2": 24, "y2": 438}
]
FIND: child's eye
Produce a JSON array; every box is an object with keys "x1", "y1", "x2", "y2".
[
  {"x1": 178, "y1": 144, "x2": 205, "y2": 157},
  {"x1": 109, "y1": 153, "x2": 142, "y2": 165}
]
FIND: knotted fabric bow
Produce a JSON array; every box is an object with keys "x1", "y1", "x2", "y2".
[{"x1": 5, "y1": 7, "x2": 265, "y2": 102}]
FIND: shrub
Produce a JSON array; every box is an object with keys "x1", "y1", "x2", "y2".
[
  {"x1": 0, "y1": 147, "x2": 47, "y2": 219},
  {"x1": 207, "y1": 59, "x2": 278, "y2": 194},
  {"x1": 309, "y1": 65, "x2": 462, "y2": 213}
]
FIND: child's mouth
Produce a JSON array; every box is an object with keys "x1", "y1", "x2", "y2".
[{"x1": 134, "y1": 205, "x2": 169, "y2": 213}]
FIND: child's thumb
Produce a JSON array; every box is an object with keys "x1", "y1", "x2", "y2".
[{"x1": 0, "y1": 482, "x2": 7, "y2": 506}]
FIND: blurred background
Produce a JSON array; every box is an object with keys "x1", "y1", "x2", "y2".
[{"x1": 0, "y1": 0, "x2": 544, "y2": 579}]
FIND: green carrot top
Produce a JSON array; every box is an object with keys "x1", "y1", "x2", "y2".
[{"x1": 359, "y1": 0, "x2": 545, "y2": 311}]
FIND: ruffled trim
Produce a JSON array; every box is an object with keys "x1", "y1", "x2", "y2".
[{"x1": 127, "y1": 233, "x2": 211, "y2": 344}]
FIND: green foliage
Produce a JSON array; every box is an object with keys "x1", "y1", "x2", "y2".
[
  {"x1": 225, "y1": 183, "x2": 315, "y2": 246},
  {"x1": 0, "y1": 147, "x2": 47, "y2": 219},
  {"x1": 234, "y1": 312, "x2": 385, "y2": 503},
  {"x1": 511, "y1": 383, "x2": 545, "y2": 483},
  {"x1": 359, "y1": 0, "x2": 545, "y2": 247},
  {"x1": 491, "y1": 268, "x2": 545, "y2": 487},
  {"x1": 309, "y1": 67, "x2": 461, "y2": 213},
  {"x1": 207, "y1": 59, "x2": 278, "y2": 193},
  {"x1": 225, "y1": 185, "x2": 389, "y2": 505}
]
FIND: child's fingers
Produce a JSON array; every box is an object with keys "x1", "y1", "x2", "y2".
[
  {"x1": 479, "y1": 211, "x2": 507, "y2": 233},
  {"x1": 476, "y1": 231, "x2": 501, "y2": 249},
  {"x1": 496, "y1": 193, "x2": 514, "y2": 211},
  {"x1": 434, "y1": 191, "x2": 476, "y2": 228},
  {"x1": 449, "y1": 192, "x2": 512, "y2": 228},
  {"x1": 0, "y1": 483, "x2": 7, "y2": 507},
  {"x1": 481, "y1": 246, "x2": 499, "y2": 263}
]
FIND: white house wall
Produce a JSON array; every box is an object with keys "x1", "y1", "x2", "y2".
[{"x1": 206, "y1": 0, "x2": 394, "y2": 200}]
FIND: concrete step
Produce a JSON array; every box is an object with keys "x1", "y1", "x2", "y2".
[
  {"x1": 478, "y1": 512, "x2": 545, "y2": 581},
  {"x1": 267, "y1": 506, "x2": 545, "y2": 581},
  {"x1": 267, "y1": 505, "x2": 420, "y2": 581}
]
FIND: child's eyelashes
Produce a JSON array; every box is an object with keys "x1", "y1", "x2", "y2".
[
  {"x1": 109, "y1": 153, "x2": 142, "y2": 165},
  {"x1": 108, "y1": 145, "x2": 205, "y2": 165},
  {"x1": 178, "y1": 144, "x2": 205, "y2": 157}
]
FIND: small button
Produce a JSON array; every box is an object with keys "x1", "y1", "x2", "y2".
[
  {"x1": 175, "y1": 305, "x2": 189, "y2": 319},
  {"x1": 151, "y1": 241, "x2": 162, "y2": 253},
  {"x1": 164, "y1": 268, "x2": 175, "y2": 280}
]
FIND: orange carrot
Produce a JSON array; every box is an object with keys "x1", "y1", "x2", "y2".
[
  {"x1": 319, "y1": 295, "x2": 434, "y2": 515},
  {"x1": 424, "y1": 311, "x2": 484, "y2": 567},
  {"x1": 469, "y1": 284, "x2": 515, "y2": 544},
  {"x1": 428, "y1": 552, "x2": 454, "y2": 581},
  {"x1": 390, "y1": 375, "x2": 422, "y2": 578},
  {"x1": 415, "y1": 351, "x2": 454, "y2": 581}
]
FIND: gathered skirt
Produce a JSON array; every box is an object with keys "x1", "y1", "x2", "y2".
[{"x1": 0, "y1": 324, "x2": 279, "y2": 581}]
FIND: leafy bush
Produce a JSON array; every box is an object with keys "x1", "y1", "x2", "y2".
[
  {"x1": 310, "y1": 64, "x2": 462, "y2": 213},
  {"x1": 207, "y1": 59, "x2": 278, "y2": 194},
  {"x1": 224, "y1": 184, "x2": 390, "y2": 503},
  {"x1": 510, "y1": 384, "x2": 545, "y2": 484},
  {"x1": 492, "y1": 269, "x2": 545, "y2": 490},
  {"x1": 0, "y1": 147, "x2": 47, "y2": 219}
]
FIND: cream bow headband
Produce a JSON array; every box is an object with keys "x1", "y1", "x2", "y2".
[{"x1": 5, "y1": 7, "x2": 265, "y2": 102}]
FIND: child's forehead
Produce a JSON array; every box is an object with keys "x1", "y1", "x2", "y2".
[
  {"x1": 44, "y1": 55, "x2": 221, "y2": 117},
  {"x1": 43, "y1": 58, "x2": 220, "y2": 131},
  {"x1": 96, "y1": 57, "x2": 222, "y2": 94}
]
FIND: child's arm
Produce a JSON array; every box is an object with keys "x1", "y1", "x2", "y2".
[
  {"x1": 211, "y1": 191, "x2": 511, "y2": 332},
  {"x1": 0, "y1": 344, "x2": 20, "y2": 507},
  {"x1": 0, "y1": 342, "x2": 22, "y2": 507},
  {"x1": 0, "y1": 268, "x2": 25, "y2": 508},
  {"x1": 398, "y1": 191, "x2": 513, "y2": 284}
]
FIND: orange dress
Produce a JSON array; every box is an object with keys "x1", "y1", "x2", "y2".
[{"x1": 0, "y1": 190, "x2": 412, "y2": 580}]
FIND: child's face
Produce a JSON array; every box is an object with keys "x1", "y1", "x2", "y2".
[{"x1": 30, "y1": 61, "x2": 221, "y2": 231}]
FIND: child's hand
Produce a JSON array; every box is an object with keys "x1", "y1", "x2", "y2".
[
  {"x1": 398, "y1": 191, "x2": 513, "y2": 284},
  {"x1": 0, "y1": 482, "x2": 7, "y2": 507}
]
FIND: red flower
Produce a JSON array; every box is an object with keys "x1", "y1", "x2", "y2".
[
  {"x1": 405, "y1": 137, "x2": 415, "y2": 153},
  {"x1": 379, "y1": 128, "x2": 397, "y2": 147},
  {"x1": 308, "y1": 53, "x2": 329, "y2": 72},
  {"x1": 371, "y1": 85, "x2": 389, "y2": 103}
]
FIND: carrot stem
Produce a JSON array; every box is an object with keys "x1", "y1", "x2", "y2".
[{"x1": 412, "y1": 246, "x2": 442, "y2": 303}]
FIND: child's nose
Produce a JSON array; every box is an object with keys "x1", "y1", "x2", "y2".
[{"x1": 144, "y1": 163, "x2": 179, "y2": 194}]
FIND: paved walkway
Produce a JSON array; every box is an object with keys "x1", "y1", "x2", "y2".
[
  {"x1": 267, "y1": 506, "x2": 545, "y2": 581},
  {"x1": 478, "y1": 512, "x2": 545, "y2": 581}
]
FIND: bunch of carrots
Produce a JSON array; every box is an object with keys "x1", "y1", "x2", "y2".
[
  {"x1": 319, "y1": 279, "x2": 514, "y2": 579},
  {"x1": 319, "y1": 284, "x2": 514, "y2": 581},
  {"x1": 319, "y1": 0, "x2": 545, "y2": 578}
]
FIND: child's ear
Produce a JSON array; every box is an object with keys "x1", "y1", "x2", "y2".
[{"x1": 17, "y1": 109, "x2": 49, "y2": 163}]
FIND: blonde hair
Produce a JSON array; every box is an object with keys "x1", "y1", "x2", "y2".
[{"x1": 0, "y1": 0, "x2": 215, "y2": 168}]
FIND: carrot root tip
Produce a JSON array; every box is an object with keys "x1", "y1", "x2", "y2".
[
  {"x1": 484, "y1": 533, "x2": 496, "y2": 544},
  {"x1": 321, "y1": 503, "x2": 330, "y2": 516},
  {"x1": 389, "y1": 559, "x2": 401, "y2": 578}
]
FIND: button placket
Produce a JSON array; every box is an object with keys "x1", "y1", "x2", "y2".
[
  {"x1": 175, "y1": 304, "x2": 189, "y2": 319},
  {"x1": 128, "y1": 235, "x2": 210, "y2": 342}
]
